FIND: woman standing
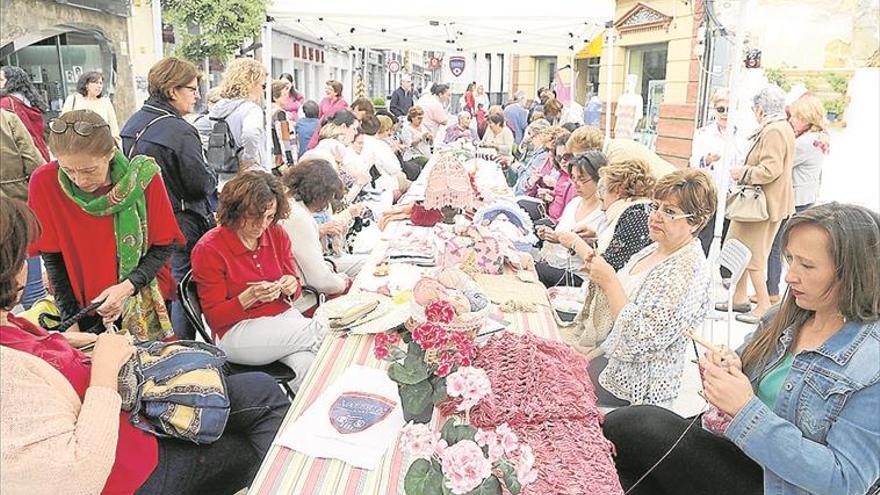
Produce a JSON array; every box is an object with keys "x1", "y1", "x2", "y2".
[
  {"x1": 279, "y1": 72, "x2": 305, "y2": 121},
  {"x1": 319, "y1": 79, "x2": 348, "y2": 120},
  {"x1": 196, "y1": 58, "x2": 270, "y2": 176},
  {"x1": 474, "y1": 84, "x2": 490, "y2": 111},
  {"x1": 764, "y1": 93, "x2": 828, "y2": 304},
  {"x1": 122, "y1": 57, "x2": 218, "y2": 340},
  {"x1": 29, "y1": 110, "x2": 184, "y2": 340},
  {"x1": 604, "y1": 203, "x2": 879, "y2": 495},
  {"x1": 0, "y1": 65, "x2": 49, "y2": 162},
  {"x1": 721, "y1": 85, "x2": 795, "y2": 323},
  {"x1": 415, "y1": 83, "x2": 450, "y2": 138},
  {"x1": 270, "y1": 79, "x2": 295, "y2": 172},
  {"x1": 62, "y1": 71, "x2": 120, "y2": 143},
  {"x1": 0, "y1": 109, "x2": 47, "y2": 309}
]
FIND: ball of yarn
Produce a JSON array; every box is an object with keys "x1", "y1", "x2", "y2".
[
  {"x1": 437, "y1": 268, "x2": 475, "y2": 291},
  {"x1": 413, "y1": 278, "x2": 447, "y2": 306},
  {"x1": 448, "y1": 293, "x2": 472, "y2": 315},
  {"x1": 462, "y1": 288, "x2": 489, "y2": 312}
]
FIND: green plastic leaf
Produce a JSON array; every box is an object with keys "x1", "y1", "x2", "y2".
[
  {"x1": 465, "y1": 475, "x2": 501, "y2": 495},
  {"x1": 404, "y1": 458, "x2": 445, "y2": 495},
  {"x1": 431, "y1": 376, "x2": 447, "y2": 403},
  {"x1": 407, "y1": 341, "x2": 426, "y2": 360},
  {"x1": 400, "y1": 380, "x2": 434, "y2": 417},
  {"x1": 499, "y1": 461, "x2": 522, "y2": 495},
  {"x1": 388, "y1": 361, "x2": 429, "y2": 385},
  {"x1": 440, "y1": 418, "x2": 477, "y2": 446}
]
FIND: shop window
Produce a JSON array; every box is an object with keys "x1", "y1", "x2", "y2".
[{"x1": 626, "y1": 43, "x2": 668, "y2": 114}]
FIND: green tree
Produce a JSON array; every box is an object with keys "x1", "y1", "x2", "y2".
[{"x1": 161, "y1": 0, "x2": 268, "y2": 62}]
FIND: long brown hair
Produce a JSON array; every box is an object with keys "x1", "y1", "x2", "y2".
[{"x1": 741, "y1": 203, "x2": 880, "y2": 374}]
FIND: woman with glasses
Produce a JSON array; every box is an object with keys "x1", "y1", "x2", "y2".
[
  {"x1": 28, "y1": 110, "x2": 184, "y2": 340},
  {"x1": 690, "y1": 88, "x2": 747, "y2": 254},
  {"x1": 558, "y1": 168, "x2": 715, "y2": 406},
  {"x1": 720, "y1": 85, "x2": 796, "y2": 324},
  {"x1": 121, "y1": 57, "x2": 219, "y2": 340},
  {"x1": 535, "y1": 151, "x2": 607, "y2": 287},
  {"x1": 195, "y1": 58, "x2": 271, "y2": 177}
]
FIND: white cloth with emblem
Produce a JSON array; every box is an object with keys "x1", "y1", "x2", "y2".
[{"x1": 274, "y1": 365, "x2": 405, "y2": 470}]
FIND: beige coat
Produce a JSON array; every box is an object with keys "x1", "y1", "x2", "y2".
[
  {"x1": 741, "y1": 116, "x2": 796, "y2": 222},
  {"x1": 0, "y1": 109, "x2": 43, "y2": 201}
]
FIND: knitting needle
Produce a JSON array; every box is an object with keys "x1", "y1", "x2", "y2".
[{"x1": 684, "y1": 329, "x2": 723, "y2": 354}]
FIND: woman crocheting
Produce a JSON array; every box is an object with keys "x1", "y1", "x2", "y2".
[
  {"x1": 603, "y1": 203, "x2": 880, "y2": 495},
  {"x1": 27, "y1": 110, "x2": 184, "y2": 340},
  {"x1": 558, "y1": 169, "x2": 715, "y2": 407},
  {"x1": 191, "y1": 171, "x2": 325, "y2": 392},
  {"x1": 0, "y1": 198, "x2": 290, "y2": 495}
]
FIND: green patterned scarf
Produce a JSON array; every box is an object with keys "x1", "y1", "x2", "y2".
[{"x1": 58, "y1": 150, "x2": 174, "y2": 341}]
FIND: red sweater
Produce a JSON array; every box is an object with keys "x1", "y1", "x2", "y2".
[
  {"x1": 191, "y1": 224, "x2": 301, "y2": 339},
  {"x1": 28, "y1": 162, "x2": 185, "y2": 307},
  {"x1": 0, "y1": 95, "x2": 50, "y2": 161}
]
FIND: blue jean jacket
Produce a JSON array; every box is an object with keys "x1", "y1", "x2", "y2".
[{"x1": 725, "y1": 319, "x2": 880, "y2": 495}]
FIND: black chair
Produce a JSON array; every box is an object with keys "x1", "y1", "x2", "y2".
[{"x1": 178, "y1": 270, "x2": 320, "y2": 401}]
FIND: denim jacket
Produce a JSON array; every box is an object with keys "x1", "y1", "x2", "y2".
[{"x1": 725, "y1": 319, "x2": 880, "y2": 495}]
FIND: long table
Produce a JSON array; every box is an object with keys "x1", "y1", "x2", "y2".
[{"x1": 250, "y1": 157, "x2": 559, "y2": 495}]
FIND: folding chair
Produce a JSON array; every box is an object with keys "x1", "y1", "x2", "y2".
[
  {"x1": 178, "y1": 270, "x2": 324, "y2": 401},
  {"x1": 703, "y1": 239, "x2": 752, "y2": 347}
]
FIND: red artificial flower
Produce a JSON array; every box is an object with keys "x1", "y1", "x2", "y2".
[
  {"x1": 425, "y1": 300, "x2": 456, "y2": 324},
  {"x1": 435, "y1": 362, "x2": 452, "y2": 377},
  {"x1": 387, "y1": 332, "x2": 401, "y2": 345},
  {"x1": 374, "y1": 344, "x2": 390, "y2": 360}
]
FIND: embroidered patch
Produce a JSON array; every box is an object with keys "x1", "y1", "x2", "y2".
[{"x1": 329, "y1": 392, "x2": 396, "y2": 434}]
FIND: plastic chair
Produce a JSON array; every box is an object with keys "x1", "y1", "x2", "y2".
[
  {"x1": 703, "y1": 239, "x2": 752, "y2": 347},
  {"x1": 178, "y1": 270, "x2": 324, "y2": 401}
]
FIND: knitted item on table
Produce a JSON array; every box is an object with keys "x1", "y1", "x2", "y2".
[
  {"x1": 423, "y1": 153, "x2": 479, "y2": 211},
  {"x1": 440, "y1": 333, "x2": 624, "y2": 495}
]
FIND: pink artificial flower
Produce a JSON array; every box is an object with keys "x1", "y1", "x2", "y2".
[
  {"x1": 440, "y1": 440, "x2": 493, "y2": 494},
  {"x1": 425, "y1": 300, "x2": 456, "y2": 324},
  {"x1": 495, "y1": 423, "x2": 519, "y2": 455},
  {"x1": 375, "y1": 332, "x2": 388, "y2": 346},
  {"x1": 514, "y1": 444, "x2": 538, "y2": 486},
  {"x1": 446, "y1": 366, "x2": 492, "y2": 411},
  {"x1": 386, "y1": 332, "x2": 401, "y2": 345},
  {"x1": 435, "y1": 362, "x2": 452, "y2": 377},
  {"x1": 400, "y1": 422, "x2": 442, "y2": 460}
]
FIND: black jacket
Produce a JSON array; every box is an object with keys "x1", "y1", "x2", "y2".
[
  {"x1": 389, "y1": 87, "x2": 414, "y2": 118},
  {"x1": 121, "y1": 97, "x2": 218, "y2": 227}
]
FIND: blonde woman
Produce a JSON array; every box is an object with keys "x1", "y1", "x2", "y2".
[
  {"x1": 764, "y1": 93, "x2": 829, "y2": 302},
  {"x1": 195, "y1": 58, "x2": 269, "y2": 176}
]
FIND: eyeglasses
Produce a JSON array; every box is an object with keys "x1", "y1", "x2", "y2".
[
  {"x1": 647, "y1": 201, "x2": 694, "y2": 221},
  {"x1": 178, "y1": 85, "x2": 199, "y2": 93},
  {"x1": 715, "y1": 106, "x2": 728, "y2": 114},
  {"x1": 48, "y1": 119, "x2": 110, "y2": 137}
]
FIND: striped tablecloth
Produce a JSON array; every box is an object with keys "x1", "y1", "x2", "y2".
[{"x1": 250, "y1": 154, "x2": 554, "y2": 495}]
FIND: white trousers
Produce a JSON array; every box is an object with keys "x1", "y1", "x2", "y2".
[{"x1": 218, "y1": 307, "x2": 326, "y2": 392}]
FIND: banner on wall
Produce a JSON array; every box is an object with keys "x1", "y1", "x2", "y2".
[{"x1": 448, "y1": 56, "x2": 466, "y2": 77}]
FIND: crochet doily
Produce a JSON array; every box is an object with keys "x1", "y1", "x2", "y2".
[{"x1": 441, "y1": 333, "x2": 624, "y2": 495}]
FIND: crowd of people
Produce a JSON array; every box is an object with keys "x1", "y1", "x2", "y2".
[{"x1": 0, "y1": 55, "x2": 877, "y2": 495}]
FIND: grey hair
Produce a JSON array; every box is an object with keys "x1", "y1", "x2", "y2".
[
  {"x1": 752, "y1": 85, "x2": 786, "y2": 115},
  {"x1": 457, "y1": 111, "x2": 471, "y2": 121},
  {"x1": 711, "y1": 87, "x2": 729, "y2": 105},
  {"x1": 514, "y1": 90, "x2": 525, "y2": 101}
]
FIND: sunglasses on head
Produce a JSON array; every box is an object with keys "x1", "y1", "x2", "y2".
[
  {"x1": 715, "y1": 106, "x2": 728, "y2": 114},
  {"x1": 48, "y1": 119, "x2": 110, "y2": 137}
]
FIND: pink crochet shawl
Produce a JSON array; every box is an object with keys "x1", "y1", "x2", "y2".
[{"x1": 442, "y1": 333, "x2": 624, "y2": 494}]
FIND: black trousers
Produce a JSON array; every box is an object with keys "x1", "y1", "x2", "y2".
[
  {"x1": 602, "y1": 405, "x2": 763, "y2": 495},
  {"x1": 136, "y1": 372, "x2": 291, "y2": 495}
]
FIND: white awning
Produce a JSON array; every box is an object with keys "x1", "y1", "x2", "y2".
[{"x1": 267, "y1": 0, "x2": 615, "y2": 55}]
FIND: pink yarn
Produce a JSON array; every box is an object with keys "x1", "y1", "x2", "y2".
[{"x1": 442, "y1": 333, "x2": 624, "y2": 495}]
